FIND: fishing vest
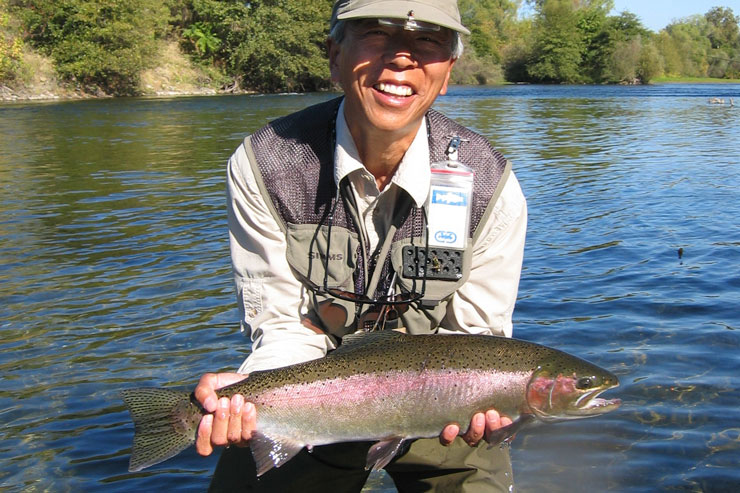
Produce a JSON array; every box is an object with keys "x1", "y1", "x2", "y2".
[{"x1": 244, "y1": 97, "x2": 511, "y2": 339}]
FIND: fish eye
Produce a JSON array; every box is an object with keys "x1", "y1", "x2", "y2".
[{"x1": 576, "y1": 377, "x2": 594, "y2": 389}]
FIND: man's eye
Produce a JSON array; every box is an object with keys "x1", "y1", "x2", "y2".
[
  {"x1": 418, "y1": 36, "x2": 441, "y2": 44},
  {"x1": 363, "y1": 29, "x2": 389, "y2": 37}
]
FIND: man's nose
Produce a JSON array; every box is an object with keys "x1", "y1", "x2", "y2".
[{"x1": 383, "y1": 36, "x2": 418, "y2": 68}]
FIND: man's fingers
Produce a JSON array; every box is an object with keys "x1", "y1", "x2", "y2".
[
  {"x1": 237, "y1": 402, "x2": 257, "y2": 446},
  {"x1": 462, "y1": 413, "x2": 485, "y2": 446},
  {"x1": 485, "y1": 409, "x2": 502, "y2": 434},
  {"x1": 196, "y1": 414, "x2": 214, "y2": 456},
  {"x1": 439, "y1": 423, "x2": 460, "y2": 446},
  {"x1": 210, "y1": 397, "x2": 230, "y2": 446},
  {"x1": 194, "y1": 373, "x2": 219, "y2": 413},
  {"x1": 439, "y1": 410, "x2": 512, "y2": 448},
  {"x1": 226, "y1": 395, "x2": 244, "y2": 443},
  {"x1": 194, "y1": 373, "x2": 250, "y2": 413},
  {"x1": 484, "y1": 410, "x2": 515, "y2": 443}
]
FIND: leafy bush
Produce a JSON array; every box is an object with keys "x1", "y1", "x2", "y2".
[
  {"x1": 637, "y1": 40, "x2": 663, "y2": 83},
  {"x1": 16, "y1": 0, "x2": 171, "y2": 95},
  {"x1": 450, "y1": 53, "x2": 504, "y2": 85},
  {"x1": 183, "y1": 0, "x2": 332, "y2": 92},
  {"x1": 1, "y1": 1, "x2": 24, "y2": 82}
]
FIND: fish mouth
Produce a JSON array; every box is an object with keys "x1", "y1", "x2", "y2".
[{"x1": 568, "y1": 386, "x2": 621, "y2": 417}]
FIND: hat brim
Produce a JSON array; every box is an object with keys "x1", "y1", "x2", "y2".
[{"x1": 336, "y1": 1, "x2": 470, "y2": 35}]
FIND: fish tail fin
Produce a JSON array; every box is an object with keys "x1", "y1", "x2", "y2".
[{"x1": 120, "y1": 387, "x2": 202, "y2": 472}]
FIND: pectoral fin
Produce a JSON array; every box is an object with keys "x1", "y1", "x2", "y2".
[
  {"x1": 249, "y1": 431, "x2": 305, "y2": 476},
  {"x1": 365, "y1": 436, "x2": 406, "y2": 471},
  {"x1": 486, "y1": 414, "x2": 535, "y2": 445}
]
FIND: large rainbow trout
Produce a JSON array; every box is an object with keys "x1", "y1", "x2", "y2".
[{"x1": 121, "y1": 331, "x2": 620, "y2": 474}]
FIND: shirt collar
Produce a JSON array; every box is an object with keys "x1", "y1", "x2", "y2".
[{"x1": 334, "y1": 99, "x2": 431, "y2": 208}]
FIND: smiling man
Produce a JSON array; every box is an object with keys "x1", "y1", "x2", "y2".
[{"x1": 195, "y1": 1, "x2": 527, "y2": 491}]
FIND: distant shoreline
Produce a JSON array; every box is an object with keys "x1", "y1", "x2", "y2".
[
  {"x1": 2, "y1": 78, "x2": 739, "y2": 105},
  {"x1": 652, "y1": 76, "x2": 740, "y2": 84}
]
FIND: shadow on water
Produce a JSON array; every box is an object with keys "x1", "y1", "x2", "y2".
[{"x1": 1, "y1": 85, "x2": 739, "y2": 492}]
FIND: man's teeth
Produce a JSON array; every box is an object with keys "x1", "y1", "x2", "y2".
[{"x1": 376, "y1": 83, "x2": 413, "y2": 97}]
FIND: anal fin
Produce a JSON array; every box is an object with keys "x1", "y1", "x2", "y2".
[
  {"x1": 249, "y1": 431, "x2": 305, "y2": 476},
  {"x1": 365, "y1": 436, "x2": 406, "y2": 471}
]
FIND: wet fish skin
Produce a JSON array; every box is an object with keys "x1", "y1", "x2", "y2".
[{"x1": 121, "y1": 331, "x2": 620, "y2": 474}]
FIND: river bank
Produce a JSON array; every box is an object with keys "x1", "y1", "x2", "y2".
[
  {"x1": 0, "y1": 40, "x2": 252, "y2": 103},
  {"x1": 2, "y1": 35, "x2": 738, "y2": 104},
  {"x1": 4, "y1": 72, "x2": 739, "y2": 104}
]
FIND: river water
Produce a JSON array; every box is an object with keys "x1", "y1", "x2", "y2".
[{"x1": 1, "y1": 84, "x2": 738, "y2": 492}]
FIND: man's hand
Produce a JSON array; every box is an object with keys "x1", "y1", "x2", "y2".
[
  {"x1": 439, "y1": 409, "x2": 513, "y2": 447},
  {"x1": 194, "y1": 372, "x2": 256, "y2": 456}
]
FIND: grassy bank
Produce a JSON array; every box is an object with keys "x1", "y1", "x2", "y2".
[{"x1": 1, "y1": 39, "x2": 232, "y2": 102}]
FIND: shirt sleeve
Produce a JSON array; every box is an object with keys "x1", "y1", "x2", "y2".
[
  {"x1": 227, "y1": 143, "x2": 336, "y2": 373},
  {"x1": 439, "y1": 171, "x2": 527, "y2": 338}
]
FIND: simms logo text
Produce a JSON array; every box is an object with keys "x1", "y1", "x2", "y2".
[{"x1": 309, "y1": 252, "x2": 344, "y2": 261}]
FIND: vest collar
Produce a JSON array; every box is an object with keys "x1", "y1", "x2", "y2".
[{"x1": 334, "y1": 99, "x2": 431, "y2": 209}]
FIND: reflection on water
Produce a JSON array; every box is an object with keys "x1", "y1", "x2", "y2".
[{"x1": 1, "y1": 85, "x2": 739, "y2": 492}]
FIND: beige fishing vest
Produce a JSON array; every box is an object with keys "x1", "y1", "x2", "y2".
[{"x1": 245, "y1": 97, "x2": 511, "y2": 340}]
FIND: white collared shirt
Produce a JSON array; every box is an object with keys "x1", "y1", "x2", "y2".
[
  {"x1": 334, "y1": 100, "x2": 431, "y2": 255},
  {"x1": 228, "y1": 102, "x2": 527, "y2": 373}
]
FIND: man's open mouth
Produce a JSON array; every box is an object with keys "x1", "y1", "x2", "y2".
[{"x1": 375, "y1": 82, "x2": 414, "y2": 97}]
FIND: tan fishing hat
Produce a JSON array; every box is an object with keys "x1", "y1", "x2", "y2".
[{"x1": 332, "y1": 0, "x2": 470, "y2": 35}]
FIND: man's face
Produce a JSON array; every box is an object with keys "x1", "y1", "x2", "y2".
[{"x1": 329, "y1": 19, "x2": 456, "y2": 138}]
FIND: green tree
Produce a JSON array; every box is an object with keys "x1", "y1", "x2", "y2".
[
  {"x1": 663, "y1": 15, "x2": 712, "y2": 77},
  {"x1": 575, "y1": 0, "x2": 613, "y2": 82},
  {"x1": 527, "y1": 0, "x2": 585, "y2": 83},
  {"x1": 455, "y1": 0, "x2": 521, "y2": 84},
  {"x1": 183, "y1": 0, "x2": 332, "y2": 92},
  {"x1": 636, "y1": 38, "x2": 662, "y2": 82},
  {"x1": 606, "y1": 36, "x2": 640, "y2": 82},
  {"x1": 1, "y1": 0, "x2": 24, "y2": 82},
  {"x1": 704, "y1": 7, "x2": 739, "y2": 78},
  {"x1": 599, "y1": 11, "x2": 652, "y2": 83},
  {"x1": 233, "y1": 0, "x2": 332, "y2": 92},
  {"x1": 655, "y1": 30, "x2": 683, "y2": 76},
  {"x1": 459, "y1": 0, "x2": 520, "y2": 62},
  {"x1": 705, "y1": 6, "x2": 739, "y2": 50},
  {"x1": 182, "y1": 22, "x2": 221, "y2": 57},
  {"x1": 607, "y1": 10, "x2": 647, "y2": 39},
  {"x1": 16, "y1": 0, "x2": 171, "y2": 95}
]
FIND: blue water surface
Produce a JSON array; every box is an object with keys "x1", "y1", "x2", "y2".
[{"x1": 1, "y1": 84, "x2": 739, "y2": 492}]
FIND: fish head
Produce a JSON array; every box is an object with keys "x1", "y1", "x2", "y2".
[{"x1": 525, "y1": 356, "x2": 621, "y2": 422}]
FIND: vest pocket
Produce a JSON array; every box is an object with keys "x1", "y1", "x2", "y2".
[{"x1": 285, "y1": 223, "x2": 359, "y2": 290}]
